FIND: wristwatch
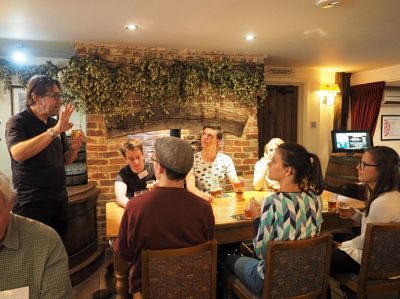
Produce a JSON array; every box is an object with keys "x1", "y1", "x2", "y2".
[{"x1": 47, "y1": 127, "x2": 59, "y2": 138}]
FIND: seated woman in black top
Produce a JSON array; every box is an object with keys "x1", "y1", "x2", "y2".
[{"x1": 114, "y1": 138, "x2": 156, "y2": 208}]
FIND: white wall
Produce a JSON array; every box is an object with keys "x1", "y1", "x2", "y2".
[
  {"x1": 373, "y1": 104, "x2": 400, "y2": 154},
  {"x1": 351, "y1": 64, "x2": 400, "y2": 155},
  {"x1": 351, "y1": 64, "x2": 400, "y2": 86},
  {"x1": 0, "y1": 82, "x2": 12, "y2": 179}
]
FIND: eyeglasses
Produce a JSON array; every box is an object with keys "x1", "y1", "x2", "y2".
[
  {"x1": 358, "y1": 160, "x2": 378, "y2": 170},
  {"x1": 45, "y1": 93, "x2": 63, "y2": 100}
]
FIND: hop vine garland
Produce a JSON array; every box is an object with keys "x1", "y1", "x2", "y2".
[{"x1": 0, "y1": 55, "x2": 267, "y2": 121}]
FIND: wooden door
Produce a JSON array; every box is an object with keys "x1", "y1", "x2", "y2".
[{"x1": 257, "y1": 85, "x2": 298, "y2": 158}]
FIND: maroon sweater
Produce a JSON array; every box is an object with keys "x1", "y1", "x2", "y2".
[{"x1": 113, "y1": 186, "x2": 215, "y2": 293}]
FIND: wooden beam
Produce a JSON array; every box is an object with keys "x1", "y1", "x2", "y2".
[{"x1": 106, "y1": 104, "x2": 249, "y2": 138}]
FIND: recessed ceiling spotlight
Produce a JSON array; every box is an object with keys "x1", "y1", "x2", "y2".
[
  {"x1": 245, "y1": 34, "x2": 256, "y2": 41},
  {"x1": 316, "y1": 0, "x2": 340, "y2": 8},
  {"x1": 125, "y1": 24, "x2": 138, "y2": 31}
]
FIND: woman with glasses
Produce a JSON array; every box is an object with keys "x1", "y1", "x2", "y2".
[{"x1": 329, "y1": 146, "x2": 400, "y2": 279}]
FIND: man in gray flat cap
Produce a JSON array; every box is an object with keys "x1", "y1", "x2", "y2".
[{"x1": 113, "y1": 136, "x2": 215, "y2": 298}]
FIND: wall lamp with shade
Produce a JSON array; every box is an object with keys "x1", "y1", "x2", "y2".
[{"x1": 320, "y1": 83, "x2": 340, "y2": 106}]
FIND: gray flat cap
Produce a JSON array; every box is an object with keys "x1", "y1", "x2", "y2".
[{"x1": 154, "y1": 137, "x2": 194, "y2": 174}]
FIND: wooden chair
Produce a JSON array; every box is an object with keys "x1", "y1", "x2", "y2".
[
  {"x1": 228, "y1": 233, "x2": 333, "y2": 299},
  {"x1": 113, "y1": 252, "x2": 132, "y2": 299},
  {"x1": 331, "y1": 222, "x2": 400, "y2": 299},
  {"x1": 141, "y1": 240, "x2": 218, "y2": 299}
]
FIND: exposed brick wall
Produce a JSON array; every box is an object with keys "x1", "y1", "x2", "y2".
[{"x1": 75, "y1": 43, "x2": 263, "y2": 245}]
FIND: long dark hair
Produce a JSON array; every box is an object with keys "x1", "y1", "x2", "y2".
[
  {"x1": 278, "y1": 142, "x2": 324, "y2": 195},
  {"x1": 363, "y1": 146, "x2": 400, "y2": 216}
]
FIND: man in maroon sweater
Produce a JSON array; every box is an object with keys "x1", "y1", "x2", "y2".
[{"x1": 113, "y1": 136, "x2": 215, "y2": 298}]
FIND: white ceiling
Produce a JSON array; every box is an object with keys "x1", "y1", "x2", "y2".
[{"x1": 1, "y1": 0, "x2": 400, "y2": 72}]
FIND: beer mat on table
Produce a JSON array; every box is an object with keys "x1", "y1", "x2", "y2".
[{"x1": 231, "y1": 213, "x2": 252, "y2": 221}]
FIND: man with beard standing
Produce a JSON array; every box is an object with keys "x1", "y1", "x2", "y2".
[{"x1": 5, "y1": 75, "x2": 84, "y2": 240}]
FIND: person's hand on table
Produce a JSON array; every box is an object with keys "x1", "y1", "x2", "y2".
[{"x1": 249, "y1": 197, "x2": 261, "y2": 219}]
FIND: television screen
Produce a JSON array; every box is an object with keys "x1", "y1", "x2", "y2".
[{"x1": 331, "y1": 130, "x2": 373, "y2": 153}]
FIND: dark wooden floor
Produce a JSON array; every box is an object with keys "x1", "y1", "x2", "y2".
[{"x1": 73, "y1": 247, "x2": 115, "y2": 299}]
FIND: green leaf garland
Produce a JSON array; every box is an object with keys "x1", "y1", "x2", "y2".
[{"x1": 0, "y1": 54, "x2": 267, "y2": 121}]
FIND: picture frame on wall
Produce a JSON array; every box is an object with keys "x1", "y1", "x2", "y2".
[
  {"x1": 11, "y1": 87, "x2": 26, "y2": 115},
  {"x1": 381, "y1": 115, "x2": 400, "y2": 141}
]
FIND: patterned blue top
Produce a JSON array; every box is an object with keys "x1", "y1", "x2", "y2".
[{"x1": 254, "y1": 191, "x2": 323, "y2": 278}]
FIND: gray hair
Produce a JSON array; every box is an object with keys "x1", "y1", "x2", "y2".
[{"x1": 0, "y1": 171, "x2": 15, "y2": 204}]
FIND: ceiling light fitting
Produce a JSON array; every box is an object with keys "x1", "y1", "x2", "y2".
[
  {"x1": 125, "y1": 24, "x2": 138, "y2": 31},
  {"x1": 316, "y1": 0, "x2": 340, "y2": 8},
  {"x1": 12, "y1": 44, "x2": 26, "y2": 64},
  {"x1": 245, "y1": 34, "x2": 255, "y2": 41}
]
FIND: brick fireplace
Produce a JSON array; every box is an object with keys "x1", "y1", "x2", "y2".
[{"x1": 75, "y1": 43, "x2": 264, "y2": 244}]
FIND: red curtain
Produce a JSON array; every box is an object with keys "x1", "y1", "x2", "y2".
[{"x1": 350, "y1": 81, "x2": 385, "y2": 136}]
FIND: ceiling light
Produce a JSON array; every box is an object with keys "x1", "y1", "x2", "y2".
[
  {"x1": 316, "y1": 0, "x2": 340, "y2": 8},
  {"x1": 125, "y1": 24, "x2": 138, "y2": 31},
  {"x1": 13, "y1": 51, "x2": 26, "y2": 63},
  {"x1": 245, "y1": 34, "x2": 255, "y2": 41},
  {"x1": 12, "y1": 44, "x2": 26, "y2": 64}
]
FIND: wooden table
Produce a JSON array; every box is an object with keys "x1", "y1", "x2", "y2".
[{"x1": 106, "y1": 190, "x2": 365, "y2": 244}]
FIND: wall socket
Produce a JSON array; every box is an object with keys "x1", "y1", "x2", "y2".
[{"x1": 310, "y1": 121, "x2": 317, "y2": 128}]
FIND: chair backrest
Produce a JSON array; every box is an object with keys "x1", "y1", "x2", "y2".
[
  {"x1": 141, "y1": 240, "x2": 218, "y2": 299},
  {"x1": 263, "y1": 233, "x2": 333, "y2": 299},
  {"x1": 359, "y1": 222, "x2": 400, "y2": 282}
]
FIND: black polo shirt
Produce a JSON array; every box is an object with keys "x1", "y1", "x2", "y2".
[
  {"x1": 5, "y1": 107, "x2": 69, "y2": 203},
  {"x1": 115, "y1": 163, "x2": 156, "y2": 198}
]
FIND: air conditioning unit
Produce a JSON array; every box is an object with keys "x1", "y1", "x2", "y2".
[
  {"x1": 266, "y1": 68, "x2": 295, "y2": 77},
  {"x1": 383, "y1": 88, "x2": 400, "y2": 104}
]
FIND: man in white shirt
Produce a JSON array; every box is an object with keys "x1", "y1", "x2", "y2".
[{"x1": 186, "y1": 124, "x2": 239, "y2": 201}]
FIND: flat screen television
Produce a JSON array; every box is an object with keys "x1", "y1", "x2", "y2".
[{"x1": 331, "y1": 130, "x2": 373, "y2": 154}]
